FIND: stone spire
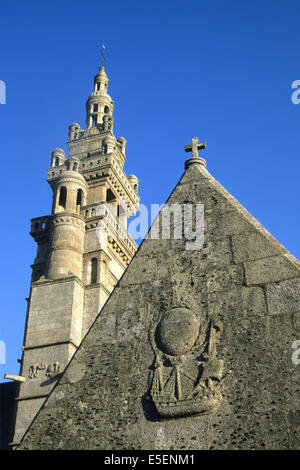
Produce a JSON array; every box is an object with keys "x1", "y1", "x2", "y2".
[{"x1": 85, "y1": 50, "x2": 114, "y2": 129}]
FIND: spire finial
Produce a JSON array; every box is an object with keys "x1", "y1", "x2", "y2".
[
  {"x1": 100, "y1": 45, "x2": 106, "y2": 67},
  {"x1": 184, "y1": 136, "x2": 207, "y2": 170}
]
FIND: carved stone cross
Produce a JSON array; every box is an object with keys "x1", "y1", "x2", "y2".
[{"x1": 185, "y1": 137, "x2": 206, "y2": 159}]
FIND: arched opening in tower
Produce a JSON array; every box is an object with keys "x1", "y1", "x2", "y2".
[
  {"x1": 76, "y1": 189, "x2": 83, "y2": 214},
  {"x1": 58, "y1": 186, "x2": 67, "y2": 211}
]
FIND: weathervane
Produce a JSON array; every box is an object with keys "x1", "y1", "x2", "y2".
[{"x1": 100, "y1": 45, "x2": 106, "y2": 66}]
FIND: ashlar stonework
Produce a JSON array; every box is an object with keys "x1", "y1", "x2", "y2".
[{"x1": 17, "y1": 153, "x2": 300, "y2": 450}]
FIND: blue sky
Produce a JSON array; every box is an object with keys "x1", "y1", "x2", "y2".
[{"x1": 1, "y1": 0, "x2": 300, "y2": 381}]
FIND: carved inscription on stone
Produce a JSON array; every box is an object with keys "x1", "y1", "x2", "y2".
[
  {"x1": 29, "y1": 362, "x2": 64, "y2": 379},
  {"x1": 148, "y1": 307, "x2": 227, "y2": 418}
]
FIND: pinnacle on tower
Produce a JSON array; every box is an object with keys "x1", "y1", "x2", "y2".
[{"x1": 85, "y1": 48, "x2": 114, "y2": 129}]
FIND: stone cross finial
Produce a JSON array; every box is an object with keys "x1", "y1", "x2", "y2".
[
  {"x1": 185, "y1": 137, "x2": 206, "y2": 159},
  {"x1": 184, "y1": 137, "x2": 207, "y2": 170}
]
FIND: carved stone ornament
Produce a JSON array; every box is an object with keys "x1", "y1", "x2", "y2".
[
  {"x1": 148, "y1": 307, "x2": 227, "y2": 418},
  {"x1": 29, "y1": 362, "x2": 64, "y2": 379}
]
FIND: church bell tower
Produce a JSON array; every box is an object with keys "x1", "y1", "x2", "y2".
[{"x1": 11, "y1": 52, "x2": 140, "y2": 446}]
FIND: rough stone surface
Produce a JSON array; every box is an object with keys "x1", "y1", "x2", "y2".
[{"x1": 18, "y1": 162, "x2": 300, "y2": 450}]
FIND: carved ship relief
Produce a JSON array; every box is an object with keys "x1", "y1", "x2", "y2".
[{"x1": 148, "y1": 307, "x2": 227, "y2": 418}]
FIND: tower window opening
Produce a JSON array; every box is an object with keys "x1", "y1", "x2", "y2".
[
  {"x1": 106, "y1": 188, "x2": 116, "y2": 203},
  {"x1": 96, "y1": 82, "x2": 100, "y2": 91},
  {"x1": 58, "y1": 186, "x2": 67, "y2": 210},
  {"x1": 91, "y1": 258, "x2": 98, "y2": 284},
  {"x1": 104, "y1": 106, "x2": 110, "y2": 114},
  {"x1": 76, "y1": 189, "x2": 83, "y2": 214},
  {"x1": 55, "y1": 157, "x2": 60, "y2": 166},
  {"x1": 102, "y1": 144, "x2": 108, "y2": 154},
  {"x1": 106, "y1": 189, "x2": 117, "y2": 217},
  {"x1": 93, "y1": 104, "x2": 98, "y2": 112}
]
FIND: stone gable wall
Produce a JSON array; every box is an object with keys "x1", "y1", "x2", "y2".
[{"x1": 18, "y1": 163, "x2": 300, "y2": 450}]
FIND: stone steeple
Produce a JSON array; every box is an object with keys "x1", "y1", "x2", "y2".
[
  {"x1": 85, "y1": 63, "x2": 113, "y2": 129},
  {"x1": 10, "y1": 56, "x2": 140, "y2": 447},
  {"x1": 17, "y1": 144, "x2": 300, "y2": 450}
]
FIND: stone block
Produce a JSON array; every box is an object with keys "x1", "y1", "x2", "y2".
[
  {"x1": 208, "y1": 286, "x2": 266, "y2": 320},
  {"x1": 206, "y1": 265, "x2": 244, "y2": 293},
  {"x1": 232, "y1": 231, "x2": 281, "y2": 263},
  {"x1": 244, "y1": 255, "x2": 300, "y2": 286},
  {"x1": 206, "y1": 210, "x2": 253, "y2": 238},
  {"x1": 266, "y1": 278, "x2": 300, "y2": 314}
]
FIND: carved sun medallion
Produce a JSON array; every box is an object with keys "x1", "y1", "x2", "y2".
[{"x1": 155, "y1": 308, "x2": 201, "y2": 356}]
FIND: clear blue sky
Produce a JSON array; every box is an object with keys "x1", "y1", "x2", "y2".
[{"x1": 1, "y1": 0, "x2": 300, "y2": 381}]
